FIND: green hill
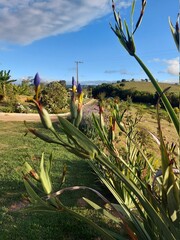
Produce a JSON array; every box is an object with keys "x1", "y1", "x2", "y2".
[{"x1": 114, "y1": 81, "x2": 179, "y2": 94}]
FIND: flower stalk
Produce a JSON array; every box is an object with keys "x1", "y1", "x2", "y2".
[
  {"x1": 111, "y1": 0, "x2": 179, "y2": 134},
  {"x1": 70, "y1": 77, "x2": 84, "y2": 127}
]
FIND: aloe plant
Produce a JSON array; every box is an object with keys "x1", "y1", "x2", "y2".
[
  {"x1": 24, "y1": 90, "x2": 179, "y2": 239},
  {"x1": 22, "y1": 1, "x2": 179, "y2": 239},
  {"x1": 24, "y1": 102, "x2": 179, "y2": 239}
]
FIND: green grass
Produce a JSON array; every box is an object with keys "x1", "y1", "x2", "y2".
[
  {"x1": 116, "y1": 81, "x2": 179, "y2": 94},
  {"x1": 0, "y1": 121, "x2": 114, "y2": 240}
]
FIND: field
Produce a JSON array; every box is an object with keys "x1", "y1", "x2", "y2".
[{"x1": 115, "y1": 81, "x2": 179, "y2": 94}]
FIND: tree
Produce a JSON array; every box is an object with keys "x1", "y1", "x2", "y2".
[{"x1": 0, "y1": 70, "x2": 16, "y2": 100}]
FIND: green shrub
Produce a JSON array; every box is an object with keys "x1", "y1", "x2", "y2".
[
  {"x1": 41, "y1": 81, "x2": 68, "y2": 113},
  {"x1": 166, "y1": 92, "x2": 179, "y2": 108}
]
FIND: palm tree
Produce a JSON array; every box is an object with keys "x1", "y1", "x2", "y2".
[{"x1": 0, "y1": 70, "x2": 16, "y2": 100}]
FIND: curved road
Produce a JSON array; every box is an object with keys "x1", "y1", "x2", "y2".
[{"x1": 0, "y1": 99, "x2": 97, "y2": 122}]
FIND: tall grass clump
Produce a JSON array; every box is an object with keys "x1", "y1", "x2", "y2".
[{"x1": 21, "y1": 1, "x2": 179, "y2": 239}]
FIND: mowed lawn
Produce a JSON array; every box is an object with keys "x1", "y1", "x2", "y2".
[{"x1": 0, "y1": 121, "x2": 108, "y2": 240}]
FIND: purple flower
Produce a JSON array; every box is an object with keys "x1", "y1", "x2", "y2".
[
  {"x1": 72, "y1": 76, "x2": 76, "y2": 87},
  {"x1": 77, "y1": 83, "x2": 82, "y2": 94},
  {"x1": 34, "y1": 72, "x2": 41, "y2": 87},
  {"x1": 72, "y1": 76, "x2": 77, "y2": 93}
]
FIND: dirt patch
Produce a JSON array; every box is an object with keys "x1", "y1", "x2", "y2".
[{"x1": 9, "y1": 199, "x2": 29, "y2": 212}]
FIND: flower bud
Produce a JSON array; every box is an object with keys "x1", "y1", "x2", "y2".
[
  {"x1": 34, "y1": 73, "x2": 41, "y2": 101},
  {"x1": 100, "y1": 113, "x2": 105, "y2": 129},
  {"x1": 119, "y1": 122, "x2": 126, "y2": 133},
  {"x1": 75, "y1": 108, "x2": 83, "y2": 128},
  {"x1": 40, "y1": 106, "x2": 54, "y2": 131},
  {"x1": 34, "y1": 72, "x2": 41, "y2": 87},
  {"x1": 70, "y1": 101, "x2": 77, "y2": 123},
  {"x1": 77, "y1": 83, "x2": 82, "y2": 94},
  {"x1": 72, "y1": 76, "x2": 76, "y2": 93},
  {"x1": 33, "y1": 100, "x2": 54, "y2": 131}
]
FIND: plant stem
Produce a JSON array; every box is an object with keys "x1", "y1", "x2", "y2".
[{"x1": 134, "y1": 53, "x2": 179, "y2": 135}]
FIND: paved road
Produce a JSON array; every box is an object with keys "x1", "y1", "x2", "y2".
[
  {"x1": 0, "y1": 99, "x2": 97, "y2": 122},
  {"x1": 0, "y1": 112, "x2": 70, "y2": 122}
]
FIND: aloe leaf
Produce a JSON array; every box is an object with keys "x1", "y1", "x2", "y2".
[
  {"x1": 23, "y1": 162, "x2": 34, "y2": 175},
  {"x1": 131, "y1": 0, "x2": 135, "y2": 31},
  {"x1": 93, "y1": 154, "x2": 178, "y2": 240},
  {"x1": 125, "y1": 188, "x2": 157, "y2": 239},
  {"x1": 156, "y1": 102, "x2": 179, "y2": 218},
  {"x1": 110, "y1": 24, "x2": 127, "y2": 51},
  {"x1": 147, "y1": 131, "x2": 160, "y2": 146},
  {"x1": 88, "y1": 162, "x2": 150, "y2": 240},
  {"x1": 64, "y1": 206, "x2": 116, "y2": 240},
  {"x1": 163, "y1": 166, "x2": 180, "y2": 225},
  {"x1": 23, "y1": 178, "x2": 48, "y2": 206},
  {"x1": 83, "y1": 197, "x2": 121, "y2": 224},
  {"x1": 167, "y1": 184, "x2": 179, "y2": 223},
  {"x1": 22, "y1": 162, "x2": 40, "y2": 181},
  {"x1": 114, "y1": 9, "x2": 121, "y2": 27},
  {"x1": 26, "y1": 127, "x2": 61, "y2": 144},
  {"x1": 22, "y1": 205, "x2": 58, "y2": 213},
  {"x1": 40, "y1": 153, "x2": 52, "y2": 194},
  {"x1": 168, "y1": 16, "x2": 179, "y2": 51},
  {"x1": 46, "y1": 152, "x2": 53, "y2": 175},
  {"x1": 133, "y1": 0, "x2": 147, "y2": 34},
  {"x1": 58, "y1": 116, "x2": 100, "y2": 157},
  {"x1": 92, "y1": 113, "x2": 109, "y2": 145}
]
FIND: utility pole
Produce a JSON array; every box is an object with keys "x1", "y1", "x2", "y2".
[{"x1": 75, "y1": 61, "x2": 83, "y2": 85}]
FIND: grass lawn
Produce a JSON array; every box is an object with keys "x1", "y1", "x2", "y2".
[{"x1": 0, "y1": 121, "x2": 115, "y2": 240}]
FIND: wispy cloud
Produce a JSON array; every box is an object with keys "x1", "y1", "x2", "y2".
[
  {"x1": 0, "y1": 0, "x2": 130, "y2": 45},
  {"x1": 104, "y1": 68, "x2": 135, "y2": 75},
  {"x1": 104, "y1": 70, "x2": 122, "y2": 74}
]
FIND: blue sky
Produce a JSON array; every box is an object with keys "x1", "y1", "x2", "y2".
[{"x1": 0, "y1": 0, "x2": 179, "y2": 85}]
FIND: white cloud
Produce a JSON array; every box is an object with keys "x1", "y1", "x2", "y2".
[
  {"x1": 152, "y1": 57, "x2": 179, "y2": 76},
  {"x1": 165, "y1": 57, "x2": 179, "y2": 76},
  {"x1": 0, "y1": 0, "x2": 130, "y2": 45}
]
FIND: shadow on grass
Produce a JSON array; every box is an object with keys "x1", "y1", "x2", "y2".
[{"x1": 0, "y1": 160, "x2": 114, "y2": 240}]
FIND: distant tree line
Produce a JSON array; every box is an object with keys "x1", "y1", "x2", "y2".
[
  {"x1": 92, "y1": 83, "x2": 179, "y2": 107},
  {"x1": 116, "y1": 78, "x2": 149, "y2": 83}
]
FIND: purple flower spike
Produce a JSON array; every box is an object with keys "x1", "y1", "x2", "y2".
[
  {"x1": 77, "y1": 83, "x2": 82, "y2": 94},
  {"x1": 34, "y1": 72, "x2": 41, "y2": 87},
  {"x1": 72, "y1": 76, "x2": 76, "y2": 87}
]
